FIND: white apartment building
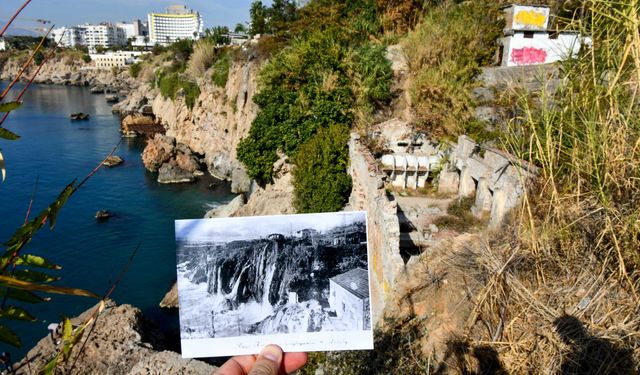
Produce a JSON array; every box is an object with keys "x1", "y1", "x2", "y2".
[
  {"x1": 84, "y1": 24, "x2": 126, "y2": 50},
  {"x1": 116, "y1": 19, "x2": 148, "y2": 40},
  {"x1": 148, "y1": 5, "x2": 203, "y2": 46},
  {"x1": 51, "y1": 26, "x2": 82, "y2": 48},
  {"x1": 0, "y1": 37, "x2": 6, "y2": 51},
  {"x1": 90, "y1": 51, "x2": 147, "y2": 69},
  {"x1": 50, "y1": 23, "x2": 127, "y2": 50}
]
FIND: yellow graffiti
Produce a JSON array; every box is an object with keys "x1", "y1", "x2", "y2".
[{"x1": 514, "y1": 10, "x2": 547, "y2": 28}]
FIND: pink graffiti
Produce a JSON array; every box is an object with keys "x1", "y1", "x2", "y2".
[{"x1": 511, "y1": 47, "x2": 548, "y2": 65}]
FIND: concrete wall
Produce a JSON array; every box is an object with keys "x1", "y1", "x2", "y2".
[
  {"x1": 503, "y1": 5, "x2": 550, "y2": 32},
  {"x1": 439, "y1": 135, "x2": 538, "y2": 227},
  {"x1": 500, "y1": 32, "x2": 582, "y2": 67},
  {"x1": 349, "y1": 135, "x2": 403, "y2": 326}
]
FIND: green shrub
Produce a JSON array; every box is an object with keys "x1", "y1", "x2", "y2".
[
  {"x1": 129, "y1": 62, "x2": 142, "y2": 78},
  {"x1": 211, "y1": 49, "x2": 232, "y2": 87},
  {"x1": 404, "y1": 1, "x2": 502, "y2": 138},
  {"x1": 157, "y1": 71, "x2": 201, "y2": 110},
  {"x1": 292, "y1": 124, "x2": 352, "y2": 213},
  {"x1": 237, "y1": 30, "x2": 355, "y2": 183},
  {"x1": 81, "y1": 54, "x2": 91, "y2": 63}
]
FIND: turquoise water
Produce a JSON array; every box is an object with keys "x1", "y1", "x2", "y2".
[{"x1": 0, "y1": 83, "x2": 233, "y2": 357}]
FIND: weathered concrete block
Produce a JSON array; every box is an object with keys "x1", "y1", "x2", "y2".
[
  {"x1": 490, "y1": 189, "x2": 507, "y2": 228},
  {"x1": 459, "y1": 168, "x2": 476, "y2": 198},
  {"x1": 438, "y1": 171, "x2": 460, "y2": 195},
  {"x1": 473, "y1": 177, "x2": 493, "y2": 217}
]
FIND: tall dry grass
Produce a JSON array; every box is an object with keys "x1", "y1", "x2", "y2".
[
  {"x1": 461, "y1": 1, "x2": 640, "y2": 372},
  {"x1": 187, "y1": 40, "x2": 216, "y2": 79}
]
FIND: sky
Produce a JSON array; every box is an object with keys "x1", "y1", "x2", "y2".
[
  {"x1": 1, "y1": 0, "x2": 272, "y2": 33},
  {"x1": 175, "y1": 212, "x2": 367, "y2": 242}
]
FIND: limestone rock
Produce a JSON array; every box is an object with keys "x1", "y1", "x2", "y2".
[
  {"x1": 386, "y1": 44, "x2": 409, "y2": 73},
  {"x1": 205, "y1": 194, "x2": 246, "y2": 218},
  {"x1": 159, "y1": 283, "x2": 179, "y2": 309},
  {"x1": 142, "y1": 135, "x2": 176, "y2": 172},
  {"x1": 231, "y1": 167, "x2": 252, "y2": 194},
  {"x1": 234, "y1": 173, "x2": 295, "y2": 217},
  {"x1": 16, "y1": 301, "x2": 217, "y2": 374},
  {"x1": 175, "y1": 151, "x2": 201, "y2": 174},
  {"x1": 157, "y1": 163, "x2": 195, "y2": 184},
  {"x1": 103, "y1": 155, "x2": 124, "y2": 167},
  {"x1": 126, "y1": 351, "x2": 216, "y2": 375}
]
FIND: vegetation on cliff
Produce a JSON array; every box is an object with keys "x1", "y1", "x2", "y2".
[{"x1": 238, "y1": 0, "x2": 393, "y2": 213}]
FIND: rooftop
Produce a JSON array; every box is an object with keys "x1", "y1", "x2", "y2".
[{"x1": 330, "y1": 268, "x2": 369, "y2": 300}]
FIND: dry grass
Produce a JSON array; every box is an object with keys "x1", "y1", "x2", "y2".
[{"x1": 187, "y1": 40, "x2": 216, "y2": 78}]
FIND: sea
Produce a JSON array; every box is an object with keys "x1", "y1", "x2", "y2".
[{"x1": 0, "y1": 82, "x2": 234, "y2": 358}]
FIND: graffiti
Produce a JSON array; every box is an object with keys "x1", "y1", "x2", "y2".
[
  {"x1": 511, "y1": 47, "x2": 548, "y2": 65},
  {"x1": 514, "y1": 10, "x2": 547, "y2": 28}
]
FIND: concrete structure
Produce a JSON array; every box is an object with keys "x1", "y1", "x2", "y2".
[
  {"x1": 0, "y1": 37, "x2": 5, "y2": 51},
  {"x1": 51, "y1": 24, "x2": 127, "y2": 50},
  {"x1": 503, "y1": 5, "x2": 550, "y2": 32},
  {"x1": 500, "y1": 30, "x2": 582, "y2": 67},
  {"x1": 499, "y1": 5, "x2": 583, "y2": 67},
  {"x1": 51, "y1": 26, "x2": 82, "y2": 48},
  {"x1": 329, "y1": 268, "x2": 371, "y2": 330},
  {"x1": 439, "y1": 135, "x2": 538, "y2": 227},
  {"x1": 148, "y1": 5, "x2": 203, "y2": 46},
  {"x1": 90, "y1": 51, "x2": 146, "y2": 69},
  {"x1": 227, "y1": 32, "x2": 249, "y2": 46},
  {"x1": 116, "y1": 19, "x2": 148, "y2": 40},
  {"x1": 349, "y1": 135, "x2": 403, "y2": 326},
  {"x1": 84, "y1": 24, "x2": 126, "y2": 50},
  {"x1": 381, "y1": 154, "x2": 443, "y2": 190}
]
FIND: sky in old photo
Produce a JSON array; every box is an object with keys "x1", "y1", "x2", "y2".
[{"x1": 176, "y1": 212, "x2": 366, "y2": 242}]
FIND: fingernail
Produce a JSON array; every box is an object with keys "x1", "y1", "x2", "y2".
[{"x1": 260, "y1": 345, "x2": 283, "y2": 362}]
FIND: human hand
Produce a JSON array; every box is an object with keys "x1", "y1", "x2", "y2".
[{"x1": 215, "y1": 345, "x2": 308, "y2": 375}]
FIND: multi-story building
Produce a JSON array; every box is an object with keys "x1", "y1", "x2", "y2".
[
  {"x1": 0, "y1": 37, "x2": 6, "y2": 51},
  {"x1": 50, "y1": 23, "x2": 126, "y2": 50},
  {"x1": 51, "y1": 26, "x2": 82, "y2": 48},
  {"x1": 83, "y1": 23, "x2": 127, "y2": 50},
  {"x1": 148, "y1": 5, "x2": 203, "y2": 46},
  {"x1": 90, "y1": 51, "x2": 146, "y2": 69},
  {"x1": 116, "y1": 19, "x2": 148, "y2": 40}
]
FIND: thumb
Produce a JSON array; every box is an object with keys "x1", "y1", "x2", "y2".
[{"x1": 248, "y1": 345, "x2": 283, "y2": 375}]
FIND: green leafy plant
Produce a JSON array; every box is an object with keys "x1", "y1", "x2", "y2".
[
  {"x1": 292, "y1": 123, "x2": 352, "y2": 213},
  {"x1": 157, "y1": 70, "x2": 201, "y2": 110},
  {"x1": 211, "y1": 48, "x2": 233, "y2": 88}
]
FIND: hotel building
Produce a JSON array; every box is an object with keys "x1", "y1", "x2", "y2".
[{"x1": 148, "y1": 5, "x2": 203, "y2": 46}]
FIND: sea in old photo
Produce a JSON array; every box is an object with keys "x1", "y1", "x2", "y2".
[{"x1": 175, "y1": 211, "x2": 373, "y2": 356}]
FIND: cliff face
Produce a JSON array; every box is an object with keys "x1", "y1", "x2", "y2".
[
  {"x1": 150, "y1": 57, "x2": 260, "y2": 182},
  {"x1": 0, "y1": 53, "x2": 138, "y2": 89}
]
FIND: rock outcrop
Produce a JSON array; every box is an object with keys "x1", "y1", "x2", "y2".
[
  {"x1": 204, "y1": 194, "x2": 246, "y2": 219},
  {"x1": 142, "y1": 134, "x2": 204, "y2": 183},
  {"x1": 16, "y1": 301, "x2": 215, "y2": 374},
  {"x1": 142, "y1": 135, "x2": 176, "y2": 172},
  {"x1": 159, "y1": 284, "x2": 179, "y2": 309},
  {"x1": 158, "y1": 163, "x2": 196, "y2": 184},
  {"x1": 148, "y1": 55, "x2": 260, "y2": 190}
]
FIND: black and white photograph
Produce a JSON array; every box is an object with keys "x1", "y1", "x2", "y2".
[{"x1": 175, "y1": 211, "x2": 373, "y2": 358}]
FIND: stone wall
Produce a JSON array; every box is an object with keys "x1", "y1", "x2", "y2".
[{"x1": 348, "y1": 135, "x2": 403, "y2": 326}]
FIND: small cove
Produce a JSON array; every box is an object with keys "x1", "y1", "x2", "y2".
[{"x1": 0, "y1": 82, "x2": 234, "y2": 357}]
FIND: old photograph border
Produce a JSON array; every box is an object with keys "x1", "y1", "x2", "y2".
[{"x1": 175, "y1": 211, "x2": 374, "y2": 358}]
